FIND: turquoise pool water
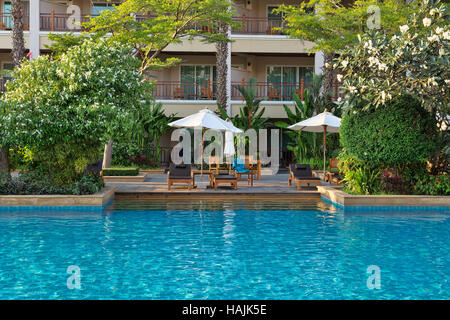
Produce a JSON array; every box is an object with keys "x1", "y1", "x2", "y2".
[{"x1": 0, "y1": 199, "x2": 448, "y2": 300}]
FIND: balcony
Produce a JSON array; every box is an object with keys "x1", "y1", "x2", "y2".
[
  {"x1": 0, "y1": 13, "x2": 30, "y2": 30},
  {"x1": 232, "y1": 16, "x2": 285, "y2": 35},
  {"x1": 40, "y1": 12, "x2": 94, "y2": 32},
  {"x1": 36, "y1": 10, "x2": 284, "y2": 35},
  {"x1": 153, "y1": 79, "x2": 343, "y2": 102}
]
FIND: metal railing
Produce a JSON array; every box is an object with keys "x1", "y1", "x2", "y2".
[
  {"x1": 0, "y1": 12, "x2": 30, "y2": 30},
  {"x1": 232, "y1": 16, "x2": 286, "y2": 35},
  {"x1": 154, "y1": 79, "x2": 343, "y2": 101}
]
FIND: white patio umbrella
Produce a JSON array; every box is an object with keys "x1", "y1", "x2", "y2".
[
  {"x1": 224, "y1": 119, "x2": 236, "y2": 161},
  {"x1": 288, "y1": 109, "x2": 341, "y2": 174},
  {"x1": 168, "y1": 108, "x2": 242, "y2": 181}
]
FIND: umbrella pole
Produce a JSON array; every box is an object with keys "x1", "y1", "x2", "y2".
[
  {"x1": 323, "y1": 125, "x2": 327, "y2": 176},
  {"x1": 201, "y1": 128, "x2": 205, "y2": 182}
]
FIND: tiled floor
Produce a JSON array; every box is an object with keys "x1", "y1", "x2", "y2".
[{"x1": 108, "y1": 173, "x2": 330, "y2": 196}]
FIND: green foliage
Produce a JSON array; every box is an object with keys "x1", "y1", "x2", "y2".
[
  {"x1": 8, "y1": 146, "x2": 32, "y2": 170},
  {"x1": 83, "y1": 0, "x2": 237, "y2": 72},
  {"x1": 219, "y1": 78, "x2": 269, "y2": 131},
  {"x1": 0, "y1": 39, "x2": 151, "y2": 183},
  {"x1": 334, "y1": 1, "x2": 449, "y2": 116},
  {"x1": 0, "y1": 171, "x2": 104, "y2": 195},
  {"x1": 46, "y1": 33, "x2": 94, "y2": 58},
  {"x1": 279, "y1": 0, "x2": 419, "y2": 54},
  {"x1": 112, "y1": 101, "x2": 175, "y2": 167},
  {"x1": 340, "y1": 95, "x2": 438, "y2": 166},
  {"x1": 413, "y1": 174, "x2": 450, "y2": 196},
  {"x1": 133, "y1": 102, "x2": 175, "y2": 163},
  {"x1": 102, "y1": 168, "x2": 139, "y2": 176},
  {"x1": 275, "y1": 74, "x2": 340, "y2": 163},
  {"x1": 338, "y1": 150, "x2": 381, "y2": 195}
]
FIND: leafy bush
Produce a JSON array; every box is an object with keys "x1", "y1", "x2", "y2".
[
  {"x1": 0, "y1": 171, "x2": 104, "y2": 195},
  {"x1": 102, "y1": 168, "x2": 139, "y2": 176},
  {"x1": 0, "y1": 39, "x2": 152, "y2": 183},
  {"x1": 340, "y1": 95, "x2": 438, "y2": 166},
  {"x1": 338, "y1": 150, "x2": 381, "y2": 195},
  {"x1": 413, "y1": 175, "x2": 450, "y2": 196}
]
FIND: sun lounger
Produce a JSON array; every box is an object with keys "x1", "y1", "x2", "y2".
[
  {"x1": 167, "y1": 164, "x2": 193, "y2": 190},
  {"x1": 288, "y1": 164, "x2": 321, "y2": 191},
  {"x1": 213, "y1": 173, "x2": 238, "y2": 190}
]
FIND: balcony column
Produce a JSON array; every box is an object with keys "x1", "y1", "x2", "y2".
[
  {"x1": 314, "y1": 51, "x2": 325, "y2": 75},
  {"x1": 29, "y1": 0, "x2": 40, "y2": 59}
]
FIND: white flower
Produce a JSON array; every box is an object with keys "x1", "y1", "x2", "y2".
[
  {"x1": 348, "y1": 86, "x2": 357, "y2": 94},
  {"x1": 445, "y1": 80, "x2": 450, "y2": 85},
  {"x1": 325, "y1": 63, "x2": 330, "y2": 69},
  {"x1": 430, "y1": 9, "x2": 438, "y2": 16},
  {"x1": 337, "y1": 74, "x2": 343, "y2": 82},
  {"x1": 423, "y1": 18, "x2": 432, "y2": 27},
  {"x1": 427, "y1": 77, "x2": 438, "y2": 87},
  {"x1": 399, "y1": 25, "x2": 409, "y2": 33},
  {"x1": 428, "y1": 35, "x2": 439, "y2": 43},
  {"x1": 341, "y1": 59, "x2": 349, "y2": 68},
  {"x1": 368, "y1": 56, "x2": 379, "y2": 66},
  {"x1": 378, "y1": 63, "x2": 388, "y2": 71},
  {"x1": 443, "y1": 31, "x2": 450, "y2": 40},
  {"x1": 337, "y1": 97, "x2": 342, "y2": 102},
  {"x1": 435, "y1": 27, "x2": 444, "y2": 34},
  {"x1": 381, "y1": 91, "x2": 386, "y2": 102}
]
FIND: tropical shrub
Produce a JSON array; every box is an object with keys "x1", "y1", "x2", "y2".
[
  {"x1": 0, "y1": 171, "x2": 104, "y2": 195},
  {"x1": 0, "y1": 39, "x2": 152, "y2": 184},
  {"x1": 275, "y1": 74, "x2": 339, "y2": 163},
  {"x1": 414, "y1": 174, "x2": 450, "y2": 196},
  {"x1": 102, "y1": 168, "x2": 139, "y2": 176},
  {"x1": 218, "y1": 78, "x2": 269, "y2": 130},
  {"x1": 340, "y1": 95, "x2": 438, "y2": 166},
  {"x1": 338, "y1": 150, "x2": 381, "y2": 195},
  {"x1": 334, "y1": 1, "x2": 449, "y2": 115}
]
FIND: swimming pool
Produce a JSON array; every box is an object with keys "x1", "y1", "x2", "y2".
[{"x1": 0, "y1": 199, "x2": 448, "y2": 299}]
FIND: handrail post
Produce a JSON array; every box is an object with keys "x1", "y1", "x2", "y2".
[
  {"x1": 241, "y1": 78, "x2": 245, "y2": 101},
  {"x1": 241, "y1": 14, "x2": 246, "y2": 33},
  {"x1": 51, "y1": 9, "x2": 55, "y2": 32},
  {"x1": 300, "y1": 78, "x2": 304, "y2": 101}
]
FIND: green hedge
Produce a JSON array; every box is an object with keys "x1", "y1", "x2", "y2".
[
  {"x1": 340, "y1": 95, "x2": 438, "y2": 166},
  {"x1": 102, "y1": 168, "x2": 139, "y2": 176}
]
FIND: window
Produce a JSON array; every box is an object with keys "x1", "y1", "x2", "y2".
[
  {"x1": 91, "y1": 2, "x2": 119, "y2": 15},
  {"x1": 3, "y1": 1, "x2": 12, "y2": 29},
  {"x1": 266, "y1": 66, "x2": 314, "y2": 100},
  {"x1": 180, "y1": 65, "x2": 217, "y2": 99}
]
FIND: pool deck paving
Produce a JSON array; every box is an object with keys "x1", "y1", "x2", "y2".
[{"x1": 109, "y1": 173, "x2": 325, "y2": 198}]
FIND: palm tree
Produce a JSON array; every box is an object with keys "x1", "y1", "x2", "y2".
[
  {"x1": 215, "y1": 21, "x2": 229, "y2": 112},
  {"x1": 11, "y1": 0, "x2": 25, "y2": 67},
  {"x1": 0, "y1": 0, "x2": 25, "y2": 173}
]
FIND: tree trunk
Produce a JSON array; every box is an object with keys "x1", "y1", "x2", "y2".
[
  {"x1": 215, "y1": 21, "x2": 229, "y2": 112},
  {"x1": 11, "y1": 0, "x2": 25, "y2": 67},
  {"x1": 102, "y1": 140, "x2": 113, "y2": 169},
  {"x1": 321, "y1": 53, "x2": 335, "y2": 99},
  {"x1": 0, "y1": 148, "x2": 8, "y2": 174},
  {"x1": 1, "y1": 0, "x2": 26, "y2": 174}
]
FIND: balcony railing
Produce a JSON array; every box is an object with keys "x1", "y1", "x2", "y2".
[
  {"x1": 152, "y1": 79, "x2": 345, "y2": 101},
  {"x1": 154, "y1": 81, "x2": 217, "y2": 100},
  {"x1": 232, "y1": 16, "x2": 285, "y2": 35},
  {"x1": 36, "y1": 11, "x2": 284, "y2": 35},
  {"x1": 0, "y1": 13, "x2": 30, "y2": 30},
  {"x1": 40, "y1": 12, "x2": 95, "y2": 31}
]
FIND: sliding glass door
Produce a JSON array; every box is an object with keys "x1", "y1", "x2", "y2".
[
  {"x1": 267, "y1": 66, "x2": 315, "y2": 100},
  {"x1": 180, "y1": 65, "x2": 216, "y2": 99}
]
